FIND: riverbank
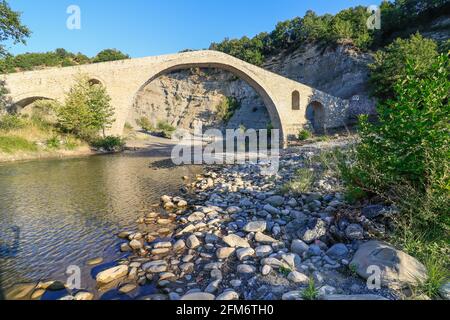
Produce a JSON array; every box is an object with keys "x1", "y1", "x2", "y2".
[
  {"x1": 0, "y1": 145, "x2": 97, "y2": 163},
  {"x1": 4, "y1": 136, "x2": 448, "y2": 301},
  {"x1": 104, "y1": 137, "x2": 446, "y2": 301}
]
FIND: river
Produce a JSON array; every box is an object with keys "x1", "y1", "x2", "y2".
[{"x1": 0, "y1": 151, "x2": 202, "y2": 299}]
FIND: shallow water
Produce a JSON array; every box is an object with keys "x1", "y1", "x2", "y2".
[{"x1": 0, "y1": 151, "x2": 201, "y2": 297}]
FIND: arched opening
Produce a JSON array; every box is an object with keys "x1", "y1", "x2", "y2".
[
  {"x1": 88, "y1": 78, "x2": 102, "y2": 86},
  {"x1": 127, "y1": 63, "x2": 284, "y2": 144},
  {"x1": 292, "y1": 90, "x2": 300, "y2": 110},
  {"x1": 11, "y1": 96, "x2": 57, "y2": 123},
  {"x1": 305, "y1": 101, "x2": 325, "y2": 133}
]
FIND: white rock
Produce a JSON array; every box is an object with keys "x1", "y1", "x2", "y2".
[
  {"x1": 287, "y1": 271, "x2": 309, "y2": 284},
  {"x1": 216, "y1": 290, "x2": 239, "y2": 300},
  {"x1": 237, "y1": 264, "x2": 256, "y2": 274},
  {"x1": 96, "y1": 265, "x2": 128, "y2": 285},
  {"x1": 223, "y1": 234, "x2": 250, "y2": 248},
  {"x1": 236, "y1": 248, "x2": 255, "y2": 261},
  {"x1": 254, "y1": 232, "x2": 277, "y2": 244},
  {"x1": 74, "y1": 291, "x2": 94, "y2": 300},
  {"x1": 180, "y1": 292, "x2": 215, "y2": 300},
  {"x1": 216, "y1": 247, "x2": 236, "y2": 259},
  {"x1": 318, "y1": 285, "x2": 337, "y2": 297},
  {"x1": 173, "y1": 239, "x2": 186, "y2": 251},
  {"x1": 243, "y1": 221, "x2": 267, "y2": 233},
  {"x1": 186, "y1": 235, "x2": 201, "y2": 249},
  {"x1": 129, "y1": 239, "x2": 142, "y2": 250},
  {"x1": 261, "y1": 265, "x2": 272, "y2": 276},
  {"x1": 142, "y1": 260, "x2": 168, "y2": 273},
  {"x1": 188, "y1": 212, "x2": 205, "y2": 222},
  {"x1": 255, "y1": 245, "x2": 273, "y2": 258}
]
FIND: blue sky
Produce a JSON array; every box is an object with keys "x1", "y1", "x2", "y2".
[{"x1": 8, "y1": 0, "x2": 380, "y2": 58}]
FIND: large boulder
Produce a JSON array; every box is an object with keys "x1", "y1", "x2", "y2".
[
  {"x1": 350, "y1": 241, "x2": 428, "y2": 289},
  {"x1": 96, "y1": 265, "x2": 129, "y2": 285}
]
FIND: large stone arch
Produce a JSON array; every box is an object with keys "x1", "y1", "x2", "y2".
[
  {"x1": 127, "y1": 61, "x2": 284, "y2": 141},
  {"x1": 2, "y1": 50, "x2": 350, "y2": 148}
]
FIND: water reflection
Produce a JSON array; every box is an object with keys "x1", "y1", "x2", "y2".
[{"x1": 0, "y1": 152, "x2": 201, "y2": 295}]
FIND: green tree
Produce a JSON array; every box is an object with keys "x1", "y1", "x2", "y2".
[
  {"x1": 0, "y1": 0, "x2": 30, "y2": 57},
  {"x1": 343, "y1": 54, "x2": 449, "y2": 229},
  {"x1": 92, "y1": 49, "x2": 130, "y2": 63},
  {"x1": 57, "y1": 76, "x2": 115, "y2": 139},
  {"x1": 369, "y1": 33, "x2": 439, "y2": 99}
]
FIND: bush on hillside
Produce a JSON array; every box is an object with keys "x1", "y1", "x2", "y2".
[{"x1": 369, "y1": 33, "x2": 439, "y2": 99}]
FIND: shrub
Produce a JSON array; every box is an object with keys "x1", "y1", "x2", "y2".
[
  {"x1": 90, "y1": 135, "x2": 125, "y2": 152},
  {"x1": 136, "y1": 117, "x2": 154, "y2": 132},
  {"x1": 215, "y1": 96, "x2": 240, "y2": 123},
  {"x1": 0, "y1": 114, "x2": 26, "y2": 131},
  {"x1": 156, "y1": 120, "x2": 176, "y2": 138},
  {"x1": 56, "y1": 75, "x2": 115, "y2": 140},
  {"x1": 347, "y1": 54, "x2": 449, "y2": 197},
  {"x1": 369, "y1": 33, "x2": 439, "y2": 99},
  {"x1": 341, "y1": 54, "x2": 449, "y2": 296},
  {"x1": 0, "y1": 136, "x2": 37, "y2": 153},
  {"x1": 302, "y1": 279, "x2": 318, "y2": 300},
  {"x1": 45, "y1": 136, "x2": 61, "y2": 149},
  {"x1": 92, "y1": 49, "x2": 130, "y2": 63},
  {"x1": 297, "y1": 129, "x2": 312, "y2": 141},
  {"x1": 281, "y1": 168, "x2": 315, "y2": 194}
]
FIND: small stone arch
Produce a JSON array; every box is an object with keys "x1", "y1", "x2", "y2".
[
  {"x1": 88, "y1": 78, "x2": 103, "y2": 86},
  {"x1": 11, "y1": 96, "x2": 54, "y2": 113},
  {"x1": 292, "y1": 90, "x2": 300, "y2": 110},
  {"x1": 306, "y1": 101, "x2": 325, "y2": 133}
]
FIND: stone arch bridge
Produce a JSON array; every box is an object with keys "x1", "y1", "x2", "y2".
[{"x1": 1, "y1": 50, "x2": 349, "y2": 146}]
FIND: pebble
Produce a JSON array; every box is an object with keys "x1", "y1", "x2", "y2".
[
  {"x1": 254, "y1": 232, "x2": 277, "y2": 244},
  {"x1": 186, "y1": 235, "x2": 201, "y2": 249},
  {"x1": 180, "y1": 292, "x2": 215, "y2": 300},
  {"x1": 255, "y1": 245, "x2": 273, "y2": 258},
  {"x1": 291, "y1": 239, "x2": 309, "y2": 255},
  {"x1": 261, "y1": 265, "x2": 272, "y2": 276},
  {"x1": 326, "y1": 243, "x2": 349, "y2": 259},
  {"x1": 236, "y1": 248, "x2": 255, "y2": 261},
  {"x1": 74, "y1": 292, "x2": 93, "y2": 301},
  {"x1": 216, "y1": 247, "x2": 236, "y2": 259},
  {"x1": 287, "y1": 271, "x2": 309, "y2": 284},
  {"x1": 173, "y1": 239, "x2": 186, "y2": 251},
  {"x1": 237, "y1": 264, "x2": 256, "y2": 274},
  {"x1": 243, "y1": 221, "x2": 267, "y2": 233},
  {"x1": 216, "y1": 290, "x2": 239, "y2": 300},
  {"x1": 345, "y1": 224, "x2": 364, "y2": 240},
  {"x1": 223, "y1": 234, "x2": 250, "y2": 248}
]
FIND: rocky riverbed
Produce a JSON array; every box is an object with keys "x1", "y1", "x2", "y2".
[{"x1": 5, "y1": 138, "x2": 448, "y2": 301}]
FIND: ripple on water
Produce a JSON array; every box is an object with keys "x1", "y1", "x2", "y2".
[{"x1": 0, "y1": 153, "x2": 201, "y2": 294}]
